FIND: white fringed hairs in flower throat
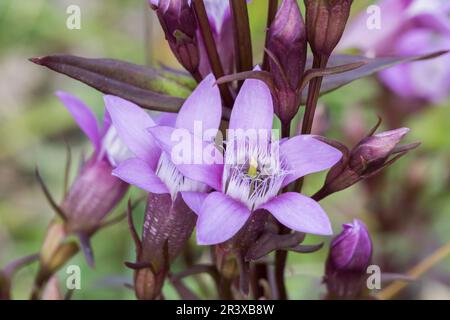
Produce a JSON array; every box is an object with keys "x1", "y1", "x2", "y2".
[
  {"x1": 223, "y1": 137, "x2": 288, "y2": 211},
  {"x1": 156, "y1": 153, "x2": 209, "y2": 200}
]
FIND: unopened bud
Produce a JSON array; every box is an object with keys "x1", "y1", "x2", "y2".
[
  {"x1": 152, "y1": 0, "x2": 200, "y2": 73},
  {"x1": 129, "y1": 193, "x2": 196, "y2": 300},
  {"x1": 324, "y1": 219, "x2": 372, "y2": 299},
  {"x1": 349, "y1": 128, "x2": 410, "y2": 175},
  {"x1": 63, "y1": 158, "x2": 128, "y2": 234},
  {"x1": 304, "y1": 0, "x2": 353, "y2": 58},
  {"x1": 316, "y1": 128, "x2": 418, "y2": 199},
  {"x1": 268, "y1": 0, "x2": 307, "y2": 123}
]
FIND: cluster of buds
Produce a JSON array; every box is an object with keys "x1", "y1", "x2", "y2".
[
  {"x1": 324, "y1": 219, "x2": 372, "y2": 299},
  {"x1": 314, "y1": 126, "x2": 420, "y2": 201}
]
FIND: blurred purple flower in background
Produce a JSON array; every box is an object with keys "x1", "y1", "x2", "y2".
[
  {"x1": 182, "y1": 77, "x2": 343, "y2": 245},
  {"x1": 339, "y1": 0, "x2": 450, "y2": 103}
]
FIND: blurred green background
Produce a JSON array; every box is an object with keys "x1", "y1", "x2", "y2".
[{"x1": 0, "y1": 0, "x2": 449, "y2": 300}]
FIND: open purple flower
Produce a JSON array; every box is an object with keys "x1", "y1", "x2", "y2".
[
  {"x1": 107, "y1": 74, "x2": 222, "y2": 299},
  {"x1": 109, "y1": 73, "x2": 222, "y2": 199},
  {"x1": 182, "y1": 76, "x2": 343, "y2": 245}
]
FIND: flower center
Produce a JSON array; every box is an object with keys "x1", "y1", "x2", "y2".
[
  {"x1": 223, "y1": 140, "x2": 287, "y2": 210},
  {"x1": 156, "y1": 153, "x2": 209, "y2": 200}
]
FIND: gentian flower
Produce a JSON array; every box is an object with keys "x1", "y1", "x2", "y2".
[
  {"x1": 339, "y1": 0, "x2": 450, "y2": 102},
  {"x1": 56, "y1": 92, "x2": 129, "y2": 238},
  {"x1": 182, "y1": 76, "x2": 343, "y2": 245},
  {"x1": 324, "y1": 219, "x2": 373, "y2": 299},
  {"x1": 106, "y1": 74, "x2": 222, "y2": 299},
  {"x1": 109, "y1": 73, "x2": 222, "y2": 202}
]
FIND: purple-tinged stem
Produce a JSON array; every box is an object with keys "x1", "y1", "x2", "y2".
[
  {"x1": 295, "y1": 54, "x2": 329, "y2": 193},
  {"x1": 229, "y1": 0, "x2": 253, "y2": 89},
  {"x1": 192, "y1": 0, "x2": 234, "y2": 107},
  {"x1": 301, "y1": 55, "x2": 329, "y2": 135},
  {"x1": 274, "y1": 121, "x2": 291, "y2": 300}
]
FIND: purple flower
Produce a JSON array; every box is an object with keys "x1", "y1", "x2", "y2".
[
  {"x1": 324, "y1": 219, "x2": 373, "y2": 299},
  {"x1": 56, "y1": 92, "x2": 129, "y2": 235},
  {"x1": 339, "y1": 0, "x2": 450, "y2": 102},
  {"x1": 108, "y1": 74, "x2": 222, "y2": 198},
  {"x1": 106, "y1": 74, "x2": 222, "y2": 298},
  {"x1": 182, "y1": 76, "x2": 343, "y2": 245}
]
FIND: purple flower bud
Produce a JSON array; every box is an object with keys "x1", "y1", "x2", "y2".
[
  {"x1": 316, "y1": 127, "x2": 419, "y2": 199},
  {"x1": 62, "y1": 158, "x2": 128, "y2": 234},
  {"x1": 152, "y1": 0, "x2": 200, "y2": 74},
  {"x1": 324, "y1": 219, "x2": 372, "y2": 299},
  {"x1": 267, "y1": 0, "x2": 307, "y2": 123},
  {"x1": 130, "y1": 193, "x2": 196, "y2": 300},
  {"x1": 349, "y1": 128, "x2": 410, "y2": 175},
  {"x1": 268, "y1": 0, "x2": 307, "y2": 90},
  {"x1": 304, "y1": 0, "x2": 353, "y2": 58}
]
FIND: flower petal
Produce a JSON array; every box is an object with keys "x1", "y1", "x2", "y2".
[
  {"x1": 259, "y1": 192, "x2": 332, "y2": 236},
  {"x1": 229, "y1": 68, "x2": 274, "y2": 132},
  {"x1": 281, "y1": 135, "x2": 342, "y2": 187},
  {"x1": 197, "y1": 192, "x2": 251, "y2": 245},
  {"x1": 112, "y1": 158, "x2": 169, "y2": 194},
  {"x1": 181, "y1": 191, "x2": 209, "y2": 215},
  {"x1": 104, "y1": 95, "x2": 161, "y2": 169},
  {"x1": 156, "y1": 112, "x2": 178, "y2": 127},
  {"x1": 176, "y1": 73, "x2": 222, "y2": 136},
  {"x1": 148, "y1": 125, "x2": 223, "y2": 190},
  {"x1": 56, "y1": 91, "x2": 101, "y2": 150},
  {"x1": 204, "y1": 0, "x2": 231, "y2": 32}
]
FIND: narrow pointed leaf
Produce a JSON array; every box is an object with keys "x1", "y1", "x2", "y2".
[
  {"x1": 35, "y1": 167, "x2": 67, "y2": 221},
  {"x1": 301, "y1": 51, "x2": 450, "y2": 103},
  {"x1": 30, "y1": 55, "x2": 187, "y2": 113}
]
